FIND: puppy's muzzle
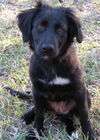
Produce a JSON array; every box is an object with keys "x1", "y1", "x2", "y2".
[{"x1": 41, "y1": 44, "x2": 55, "y2": 57}]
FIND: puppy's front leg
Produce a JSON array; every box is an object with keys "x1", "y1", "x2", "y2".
[
  {"x1": 34, "y1": 95, "x2": 44, "y2": 136},
  {"x1": 76, "y1": 88, "x2": 94, "y2": 140},
  {"x1": 21, "y1": 106, "x2": 35, "y2": 125}
]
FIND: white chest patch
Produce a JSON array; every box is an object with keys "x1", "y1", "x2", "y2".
[{"x1": 49, "y1": 76, "x2": 71, "y2": 85}]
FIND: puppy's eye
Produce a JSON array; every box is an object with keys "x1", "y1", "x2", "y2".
[
  {"x1": 57, "y1": 28, "x2": 64, "y2": 33},
  {"x1": 55, "y1": 24, "x2": 64, "y2": 34},
  {"x1": 38, "y1": 24, "x2": 46, "y2": 31},
  {"x1": 38, "y1": 20, "x2": 48, "y2": 31}
]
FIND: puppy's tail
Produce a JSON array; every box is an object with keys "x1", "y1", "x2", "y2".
[{"x1": 4, "y1": 87, "x2": 33, "y2": 101}]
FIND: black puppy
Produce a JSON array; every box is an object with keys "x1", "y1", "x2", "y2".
[{"x1": 11, "y1": 2, "x2": 95, "y2": 140}]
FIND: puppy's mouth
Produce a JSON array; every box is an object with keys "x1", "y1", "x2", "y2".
[
  {"x1": 41, "y1": 52, "x2": 58, "y2": 60},
  {"x1": 42, "y1": 55, "x2": 49, "y2": 60}
]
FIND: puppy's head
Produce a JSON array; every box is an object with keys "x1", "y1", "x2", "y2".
[{"x1": 18, "y1": 2, "x2": 83, "y2": 59}]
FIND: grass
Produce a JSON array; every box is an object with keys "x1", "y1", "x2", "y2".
[{"x1": 0, "y1": 0, "x2": 100, "y2": 140}]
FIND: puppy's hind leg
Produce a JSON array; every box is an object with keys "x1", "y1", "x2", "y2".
[{"x1": 21, "y1": 106, "x2": 35, "y2": 125}]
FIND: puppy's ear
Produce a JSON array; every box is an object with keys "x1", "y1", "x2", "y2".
[
  {"x1": 65, "y1": 8, "x2": 83, "y2": 43},
  {"x1": 18, "y1": 2, "x2": 42, "y2": 42}
]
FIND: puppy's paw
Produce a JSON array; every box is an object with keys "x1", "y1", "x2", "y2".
[
  {"x1": 21, "y1": 113, "x2": 34, "y2": 125},
  {"x1": 70, "y1": 131, "x2": 78, "y2": 139},
  {"x1": 25, "y1": 130, "x2": 38, "y2": 140}
]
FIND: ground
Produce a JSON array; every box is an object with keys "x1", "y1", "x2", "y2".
[{"x1": 0, "y1": 0, "x2": 100, "y2": 140}]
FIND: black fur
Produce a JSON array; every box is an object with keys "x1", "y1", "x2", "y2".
[
  {"x1": 5, "y1": 87, "x2": 32, "y2": 101},
  {"x1": 8, "y1": 2, "x2": 95, "y2": 140}
]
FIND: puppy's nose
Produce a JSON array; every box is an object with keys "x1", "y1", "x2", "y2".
[{"x1": 42, "y1": 44, "x2": 54, "y2": 53}]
